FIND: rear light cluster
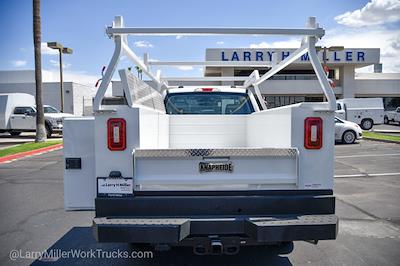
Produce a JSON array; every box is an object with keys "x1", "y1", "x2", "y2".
[
  {"x1": 304, "y1": 117, "x2": 323, "y2": 149},
  {"x1": 107, "y1": 118, "x2": 126, "y2": 151}
]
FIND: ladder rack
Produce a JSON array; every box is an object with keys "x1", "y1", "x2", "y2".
[{"x1": 93, "y1": 16, "x2": 336, "y2": 112}]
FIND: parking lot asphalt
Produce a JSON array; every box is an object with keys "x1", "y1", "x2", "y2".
[{"x1": 0, "y1": 139, "x2": 399, "y2": 265}]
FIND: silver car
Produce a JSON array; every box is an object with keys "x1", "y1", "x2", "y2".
[{"x1": 335, "y1": 117, "x2": 363, "y2": 144}]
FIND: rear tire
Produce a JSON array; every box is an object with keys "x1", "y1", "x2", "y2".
[
  {"x1": 9, "y1": 131, "x2": 21, "y2": 136},
  {"x1": 342, "y1": 130, "x2": 356, "y2": 144},
  {"x1": 360, "y1": 118, "x2": 373, "y2": 130}
]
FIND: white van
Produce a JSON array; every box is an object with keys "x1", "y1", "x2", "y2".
[{"x1": 335, "y1": 98, "x2": 384, "y2": 130}]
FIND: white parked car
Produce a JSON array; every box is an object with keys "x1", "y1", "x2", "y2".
[{"x1": 335, "y1": 117, "x2": 363, "y2": 144}]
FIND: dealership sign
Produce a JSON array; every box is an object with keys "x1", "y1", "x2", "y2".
[{"x1": 205, "y1": 48, "x2": 380, "y2": 64}]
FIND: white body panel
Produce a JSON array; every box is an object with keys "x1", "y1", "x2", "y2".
[
  {"x1": 288, "y1": 103, "x2": 334, "y2": 189},
  {"x1": 336, "y1": 98, "x2": 384, "y2": 125},
  {"x1": 93, "y1": 102, "x2": 334, "y2": 194},
  {"x1": 169, "y1": 115, "x2": 247, "y2": 148},
  {"x1": 247, "y1": 106, "x2": 292, "y2": 148},
  {"x1": 63, "y1": 102, "x2": 334, "y2": 208},
  {"x1": 94, "y1": 106, "x2": 168, "y2": 179},
  {"x1": 63, "y1": 117, "x2": 95, "y2": 210}
]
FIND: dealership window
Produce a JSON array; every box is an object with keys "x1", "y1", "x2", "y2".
[
  {"x1": 263, "y1": 95, "x2": 323, "y2": 109},
  {"x1": 233, "y1": 69, "x2": 335, "y2": 80}
]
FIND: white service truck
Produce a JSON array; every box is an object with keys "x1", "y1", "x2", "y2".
[
  {"x1": 384, "y1": 107, "x2": 400, "y2": 124},
  {"x1": 0, "y1": 93, "x2": 73, "y2": 137},
  {"x1": 64, "y1": 16, "x2": 338, "y2": 255},
  {"x1": 335, "y1": 98, "x2": 384, "y2": 130}
]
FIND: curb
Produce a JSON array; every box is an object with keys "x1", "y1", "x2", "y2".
[
  {"x1": 0, "y1": 143, "x2": 63, "y2": 164},
  {"x1": 363, "y1": 137, "x2": 400, "y2": 144},
  {"x1": 372, "y1": 130, "x2": 400, "y2": 134}
]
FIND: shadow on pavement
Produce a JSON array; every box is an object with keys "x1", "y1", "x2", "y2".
[{"x1": 32, "y1": 227, "x2": 293, "y2": 266}]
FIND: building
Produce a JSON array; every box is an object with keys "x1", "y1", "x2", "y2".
[
  {"x1": 202, "y1": 48, "x2": 400, "y2": 110},
  {"x1": 0, "y1": 70, "x2": 95, "y2": 115}
]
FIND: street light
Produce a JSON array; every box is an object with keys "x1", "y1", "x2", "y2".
[{"x1": 47, "y1": 42, "x2": 73, "y2": 112}]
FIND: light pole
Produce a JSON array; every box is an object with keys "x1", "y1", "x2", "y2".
[{"x1": 47, "y1": 42, "x2": 73, "y2": 112}]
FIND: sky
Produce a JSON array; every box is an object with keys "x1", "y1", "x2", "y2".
[{"x1": 0, "y1": 0, "x2": 399, "y2": 86}]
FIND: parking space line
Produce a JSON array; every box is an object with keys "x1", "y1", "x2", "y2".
[
  {"x1": 334, "y1": 172, "x2": 400, "y2": 178},
  {"x1": 336, "y1": 153, "x2": 400, "y2": 158}
]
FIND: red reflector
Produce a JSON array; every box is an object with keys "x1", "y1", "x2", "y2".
[
  {"x1": 304, "y1": 117, "x2": 323, "y2": 149},
  {"x1": 201, "y1": 88, "x2": 214, "y2": 92},
  {"x1": 107, "y1": 118, "x2": 126, "y2": 151}
]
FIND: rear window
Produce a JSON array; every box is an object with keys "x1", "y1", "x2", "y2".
[{"x1": 165, "y1": 92, "x2": 254, "y2": 115}]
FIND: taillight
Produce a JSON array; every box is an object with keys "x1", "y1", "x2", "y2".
[
  {"x1": 304, "y1": 117, "x2": 323, "y2": 149},
  {"x1": 201, "y1": 88, "x2": 214, "y2": 92},
  {"x1": 107, "y1": 118, "x2": 126, "y2": 151}
]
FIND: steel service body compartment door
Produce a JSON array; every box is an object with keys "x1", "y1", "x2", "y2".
[{"x1": 132, "y1": 147, "x2": 299, "y2": 192}]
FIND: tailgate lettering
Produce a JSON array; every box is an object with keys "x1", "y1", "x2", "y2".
[{"x1": 199, "y1": 162, "x2": 233, "y2": 173}]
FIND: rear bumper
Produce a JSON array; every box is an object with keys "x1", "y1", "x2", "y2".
[{"x1": 93, "y1": 190, "x2": 338, "y2": 245}]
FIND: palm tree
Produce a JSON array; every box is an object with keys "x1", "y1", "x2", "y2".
[
  {"x1": 33, "y1": 0, "x2": 46, "y2": 142},
  {"x1": 135, "y1": 66, "x2": 143, "y2": 80}
]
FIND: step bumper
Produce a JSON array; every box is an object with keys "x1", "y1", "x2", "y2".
[{"x1": 93, "y1": 214, "x2": 338, "y2": 244}]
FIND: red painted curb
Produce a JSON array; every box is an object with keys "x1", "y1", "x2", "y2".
[{"x1": 0, "y1": 143, "x2": 63, "y2": 163}]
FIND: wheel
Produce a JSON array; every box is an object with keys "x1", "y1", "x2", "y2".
[
  {"x1": 9, "y1": 131, "x2": 21, "y2": 136},
  {"x1": 45, "y1": 124, "x2": 53, "y2": 138},
  {"x1": 384, "y1": 116, "x2": 389, "y2": 124},
  {"x1": 360, "y1": 119, "x2": 373, "y2": 130},
  {"x1": 342, "y1": 130, "x2": 356, "y2": 144}
]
